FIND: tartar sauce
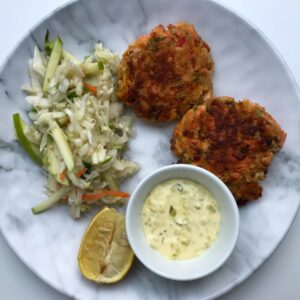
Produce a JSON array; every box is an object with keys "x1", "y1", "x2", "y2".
[{"x1": 141, "y1": 178, "x2": 221, "y2": 260}]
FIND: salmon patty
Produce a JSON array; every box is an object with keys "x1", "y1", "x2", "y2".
[
  {"x1": 171, "y1": 96, "x2": 286, "y2": 204},
  {"x1": 117, "y1": 22, "x2": 214, "y2": 122}
]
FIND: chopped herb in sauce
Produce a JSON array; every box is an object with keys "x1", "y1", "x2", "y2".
[{"x1": 169, "y1": 206, "x2": 177, "y2": 217}]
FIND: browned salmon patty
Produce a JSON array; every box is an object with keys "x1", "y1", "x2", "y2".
[
  {"x1": 171, "y1": 96, "x2": 286, "y2": 204},
  {"x1": 117, "y1": 22, "x2": 214, "y2": 122}
]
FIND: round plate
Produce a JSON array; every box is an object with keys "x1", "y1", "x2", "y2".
[{"x1": 0, "y1": 0, "x2": 300, "y2": 299}]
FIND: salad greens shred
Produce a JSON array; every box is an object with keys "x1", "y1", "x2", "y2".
[{"x1": 14, "y1": 33, "x2": 139, "y2": 218}]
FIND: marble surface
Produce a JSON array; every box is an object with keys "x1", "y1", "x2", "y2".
[{"x1": 0, "y1": 0, "x2": 300, "y2": 299}]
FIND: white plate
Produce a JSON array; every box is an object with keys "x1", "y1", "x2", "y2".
[{"x1": 0, "y1": 0, "x2": 300, "y2": 299}]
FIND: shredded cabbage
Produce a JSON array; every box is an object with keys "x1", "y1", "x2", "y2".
[{"x1": 23, "y1": 42, "x2": 139, "y2": 218}]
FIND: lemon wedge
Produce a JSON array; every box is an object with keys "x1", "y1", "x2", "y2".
[{"x1": 78, "y1": 207, "x2": 134, "y2": 284}]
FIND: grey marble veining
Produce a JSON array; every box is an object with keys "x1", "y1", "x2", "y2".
[{"x1": 0, "y1": 0, "x2": 300, "y2": 299}]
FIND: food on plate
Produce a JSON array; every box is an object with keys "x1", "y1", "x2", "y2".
[
  {"x1": 171, "y1": 97, "x2": 286, "y2": 204},
  {"x1": 142, "y1": 178, "x2": 220, "y2": 260},
  {"x1": 78, "y1": 207, "x2": 134, "y2": 283},
  {"x1": 117, "y1": 22, "x2": 214, "y2": 122},
  {"x1": 13, "y1": 113, "x2": 43, "y2": 165},
  {"x1": 15, "y1": 33, "x2": 139, "y2": 218}
]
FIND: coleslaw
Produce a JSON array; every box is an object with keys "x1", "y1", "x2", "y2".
[{"x1": 14, "y1": 32, "x2": 139, "y2": 218}]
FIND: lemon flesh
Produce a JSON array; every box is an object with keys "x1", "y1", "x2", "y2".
[{"x1": 78, "y1": 207, "x2": 134, "y2": 283}]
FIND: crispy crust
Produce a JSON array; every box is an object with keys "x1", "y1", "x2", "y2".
[
  {"x1": 117, "y1": 22, "x2": 214, "y2": 122},
  {"x1": 171, "y1": 97, "x2": 286, "y2": 204}
]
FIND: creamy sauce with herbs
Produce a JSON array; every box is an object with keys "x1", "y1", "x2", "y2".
[{"x1": 141, "y1": 178, "x2": 221, "y2": 260}]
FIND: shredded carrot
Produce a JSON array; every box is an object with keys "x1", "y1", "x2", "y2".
[
  {"x1": 59, "y1": 169, "x2": 67, "y2": 181},
  {"x1": 83, "y1": 82, "x2": 97, "y2": 94},
  {"x1": 75, "y1": 167, "x2": 87, "y2": 178},
  {"x1": 82, "y1": 190, "x2": 130, "y2": 201}
]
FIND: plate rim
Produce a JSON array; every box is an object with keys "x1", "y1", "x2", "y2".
[{"x1": 0, "y1": 0, "x2": 299, "y2": 299}]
